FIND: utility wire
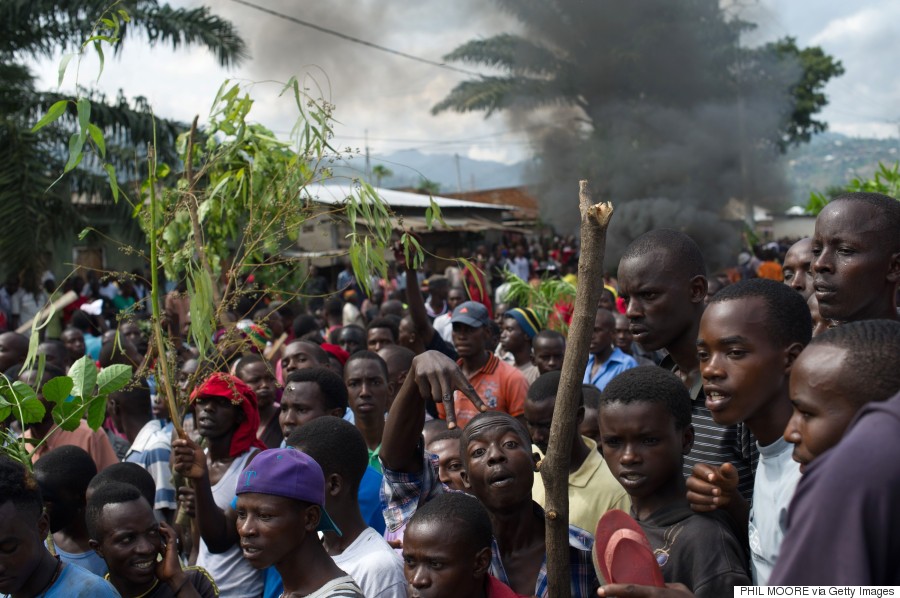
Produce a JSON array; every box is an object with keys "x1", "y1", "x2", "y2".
[{"x1": 229, "y1": 0, "x2": 486, "y2": 78}]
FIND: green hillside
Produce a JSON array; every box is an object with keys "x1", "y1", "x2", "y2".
[{"x1": 786, "y1": 133, "x2": 899, "y2": 205}]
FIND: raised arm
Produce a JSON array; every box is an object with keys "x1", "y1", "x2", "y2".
[
  {"x1": 171, "y1": 437, "x2": 239, "y2": 553},
  {"x1": 381, "y1": 351, "x2": 486, "y2": 473},
  {"x1": 394, "y1": 242, "x2": 436, "y2": 346}
]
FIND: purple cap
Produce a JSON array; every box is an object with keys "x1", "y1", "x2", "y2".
[
  {"x1": 451, "y1": 301, "x2": 490, "y2": 328},
  {"x1": 235, "y1": 448, "x2": 341, "y2": 535}
]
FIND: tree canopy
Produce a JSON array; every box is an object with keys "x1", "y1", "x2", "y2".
[
  {"x1": 433, "y1": 0, "x2": 843, "y2": 151},
  {"x1": 0, "y1": 0, "x2": 247, "y2": 278}
]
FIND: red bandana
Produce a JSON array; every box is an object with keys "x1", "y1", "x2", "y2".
[{"x1": 190, "y1": 372, "x2": 267, "y2": 458}]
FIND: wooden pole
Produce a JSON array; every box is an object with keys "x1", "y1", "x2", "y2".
[{"x1": 541, "y1": 180, "x2": 613, "y2": 597}]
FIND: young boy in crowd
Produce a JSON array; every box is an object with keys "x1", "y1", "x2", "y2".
[
  {"x1": 381, "y1": 350, "x2": 599, "y2": 597},
  {"x1": 280, "y1": 339, "x2": 330, "y2": 379},
  {"x1": 497, "y1": 308, "x2": 542, "y2": 384},
  {"x1": 437, "y1": 302, "x2": 529, "y2": 429},
  {"x1": 367, "y1": 318, "x2": 399, "y2": 352},
  {"x1": 287, "y1": 417, "x2": 406, "y2": 598},
  {"x1": 402, "y1": 492, "x2": 520, "y2": 598},
  {"x1": 770, "y1": 320, "x2": 900, "y2": 584},
  {"x1": 87, "y1": 482, "x2": 217, "y2": 597},
  {"x1": 781, "y1": 237, "x2": 814, "y2": 300},
  {"x1": 235, "y1": 448, "x2": 365, "y2": 597},
  {"x1": 525, "y1": 371, "x2": 629, "y2": 533},
  {"x1": 690, "y1": 279, "x2": 812, "y2": 584},
  {"x1": 583, "y1": 308, "x2": 637, "y2": 391},
  {"x1": 617, "y1": 229, "x2": 757, "y2": 499},
  {"x1": 531, "y1": 329, "x2": 565, "y2": 375},
  {"x1": 172, "y1": 373, "x2": 266, "y2": 597},
  {"x1": 33, "y1": 446, "x2": 105, "y2": 576},
  {"x1": 784, "y1": 318, "x2": 900, "y2": 471},
  {"x1": 344, "y1": 351, "x2": 392, "y2": 472},
  {"x1": 279, "y1": 367, "x2": 349, "y2": 441},
  {"x1": 598, "y1": 367, "x2": 750, "y2": 596},
  {"x1": 108, "y1": 382, "x2": 177, "y2": 522},
  {"x1": 812, "y1": 191, "x2": 900, "y2": 323},
  {"x1": 0, "y1": 456, "x2": 118, "y2": 597},
  {"x1": 234, "y1": 355, "x2": 282, "y2": 448},
  {"x1": 577, "y1": 384, "x2": 602, "y2": 446},
  {"x1": 377, "y1": 344, "x2": 416, "y2": 408}
]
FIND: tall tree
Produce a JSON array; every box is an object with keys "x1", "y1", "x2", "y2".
[
  {"x1": 0, "y1": 0, "x2": 247, "y2": 277},
  {"x1": 431, "y1": 0, "x2": 844, "y2": 265},
  {"x1": 433, "y1": 1, "x2": 842, "y2": 150}
]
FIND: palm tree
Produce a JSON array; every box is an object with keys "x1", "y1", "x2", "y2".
[
  {"x1": 0, "y1": 0, "x2": 247, "y2": 277},
  {"x1": 432, "y1": 0, "x2": 842, "y2": 150},
  {"x1": 372, "y1": 164, "x2": 393, "y2": 187}
]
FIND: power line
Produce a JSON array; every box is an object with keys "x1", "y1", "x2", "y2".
[{"x1": 229, "y1": 0, "x2": 486, "y2": 78}]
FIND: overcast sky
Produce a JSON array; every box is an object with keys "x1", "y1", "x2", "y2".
[{"x1": 29, "y1": 0, "x2": 900, "y2": 165}]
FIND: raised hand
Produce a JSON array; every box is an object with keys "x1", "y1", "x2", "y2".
[
  {"x1": 685, "y1": 462, "x2": 739, "y2": 512},
  {"x1": 172, "y1": 436, "x2": 207, "y2": 480},
  {"x1": 408, "y1": 350, "x2": 485, "y2": 429}
]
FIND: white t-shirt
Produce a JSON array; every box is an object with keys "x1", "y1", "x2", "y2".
[
  {"x1": 749, "y1": 436, "x2": 802, "y2": 585},
  {"x1": 306, "y1": 575, "x2": 365, "y2": 598},
  {"x1": 197, "y1": 450, "x2": 264, "y2": 597},
  {"x1": 433, "y1": 312, "x2": 453, "y2": 346},
  {"x1": 331, "y1": 527, "x2": 407, "y2": 598}
]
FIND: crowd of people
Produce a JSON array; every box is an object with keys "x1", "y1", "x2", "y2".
[{"x1": 0, "y1": 190, "x2": 898, "y2": 597}]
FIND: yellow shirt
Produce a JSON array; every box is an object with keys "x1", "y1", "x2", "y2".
[{"x1": 532, "y1": 436, "x2": 631, "y2": 535}]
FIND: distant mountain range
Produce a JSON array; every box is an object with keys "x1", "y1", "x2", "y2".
[
  {"x1": 330, "y1": 149, "x2": 534, "y2": 193},
  {"x1": 330, "y1": 134, "x2": 899, "y2": 205},
  {"x1": 784, "y1": 132, "x2": 899, "y2": 205}
]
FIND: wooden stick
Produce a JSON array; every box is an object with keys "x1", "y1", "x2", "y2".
[
  {"x1": 16, "y1": 291, "x2": 78, "y2": 334},
  {"x1": 541, "y1": 181, "x2": 613, "y2": 598},
  {"x1": 264, "y1": 332, "x2": 288, "y2": 361}
]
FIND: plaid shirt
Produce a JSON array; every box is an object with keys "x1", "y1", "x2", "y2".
[{"x1": 381, "y1": 448, "x2": 600, "y2": 598}]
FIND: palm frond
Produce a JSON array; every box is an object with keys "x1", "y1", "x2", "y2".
[
  {"x1": 443, "y1": 34, "x2": 568, "y2": 77},
  {"x1": 431, "y1": 76, "x2": 577, "y2": 116}
]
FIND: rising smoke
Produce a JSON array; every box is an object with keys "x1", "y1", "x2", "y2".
[{"x1": 487, "y1": 0, "x2": 799, "y2": 271}]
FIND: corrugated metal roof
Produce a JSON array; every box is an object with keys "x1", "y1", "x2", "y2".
[{"x1": 301, "y1": 184, "x2": 515, "y2": 211}]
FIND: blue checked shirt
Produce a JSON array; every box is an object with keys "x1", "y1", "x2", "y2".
[{"x1": 380, "y1": 447, "x2": 599, "y2": 598}]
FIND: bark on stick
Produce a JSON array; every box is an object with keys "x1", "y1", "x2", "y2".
[{"x1": 541, "y1": 180, "x2": 613, "y2": 597}]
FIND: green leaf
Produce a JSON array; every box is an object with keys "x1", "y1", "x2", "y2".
[
  {"x1": 85, "y1": 395, "x2": 108, "y2": 430},
  {"x1": 77, "y1": 98, "x2": 91, "y2": 136},
  {"x1": 17, "y1": 398, "x2": 46, "y2": 425},
  {"x1": 104, "y1": 163, "x2": 119, "y2": 202},
  {"x1": 87, "y1": 123, "x2": 105, "y2": 158},
  {"x1": 52, "y1": 399, "x2": 85, "y2": 432},
  {"x1": 64, "y1": 132, "x2": 86, "y2": 173},
  {"x1": 42, "y1": 376, "x2": 74, "y2": 404},
  {"x1": 57, "y1": 53, "x2": 75, "y2": 87},
  {"x1": 0, "y1": 406, "x2": 9, "y2": 421},
  {"x1": 11, "y1": 382, "x2": 36, "y2": 404},
  {"x1": 31, "y1": 100, "x2": 68, "y2": 133},
  {"x1": 78, "y1": 227, "x2": 92, "y2": 241},
  {"x1": 97, "y1": 364, "x2": 132, "y2": 395},
  {"x1": 69, "y1": 355, "x2": 98, "y2": 398},
  {"x1": 94, "y1": 41, "x2": 105, "y2": 81}
]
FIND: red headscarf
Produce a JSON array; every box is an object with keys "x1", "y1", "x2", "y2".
[
  {"x1": 321, "y1": 343, "x2": 350, "y2": 366},
  {"x1": 190, "y1": 372, "x2": 267, "y2": 457}
]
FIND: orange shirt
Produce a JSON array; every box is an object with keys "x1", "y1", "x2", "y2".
[
  {"x1": 27, "y1": 420, "x2": 119, "y2": 471},
  {"x1": 436, "y1": 353, "x2": 528, "y2": 428},
  {"x1": 757, "y1": 261, "x2": 783, "y2": 282}
]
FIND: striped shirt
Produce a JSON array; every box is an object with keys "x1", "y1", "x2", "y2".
[
  {"x1": 660, "y1": 356, "x2": 758, "y2": 501},
  {"x1": 124, "y1": 420, "x2": 176, "y2": 511}
]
